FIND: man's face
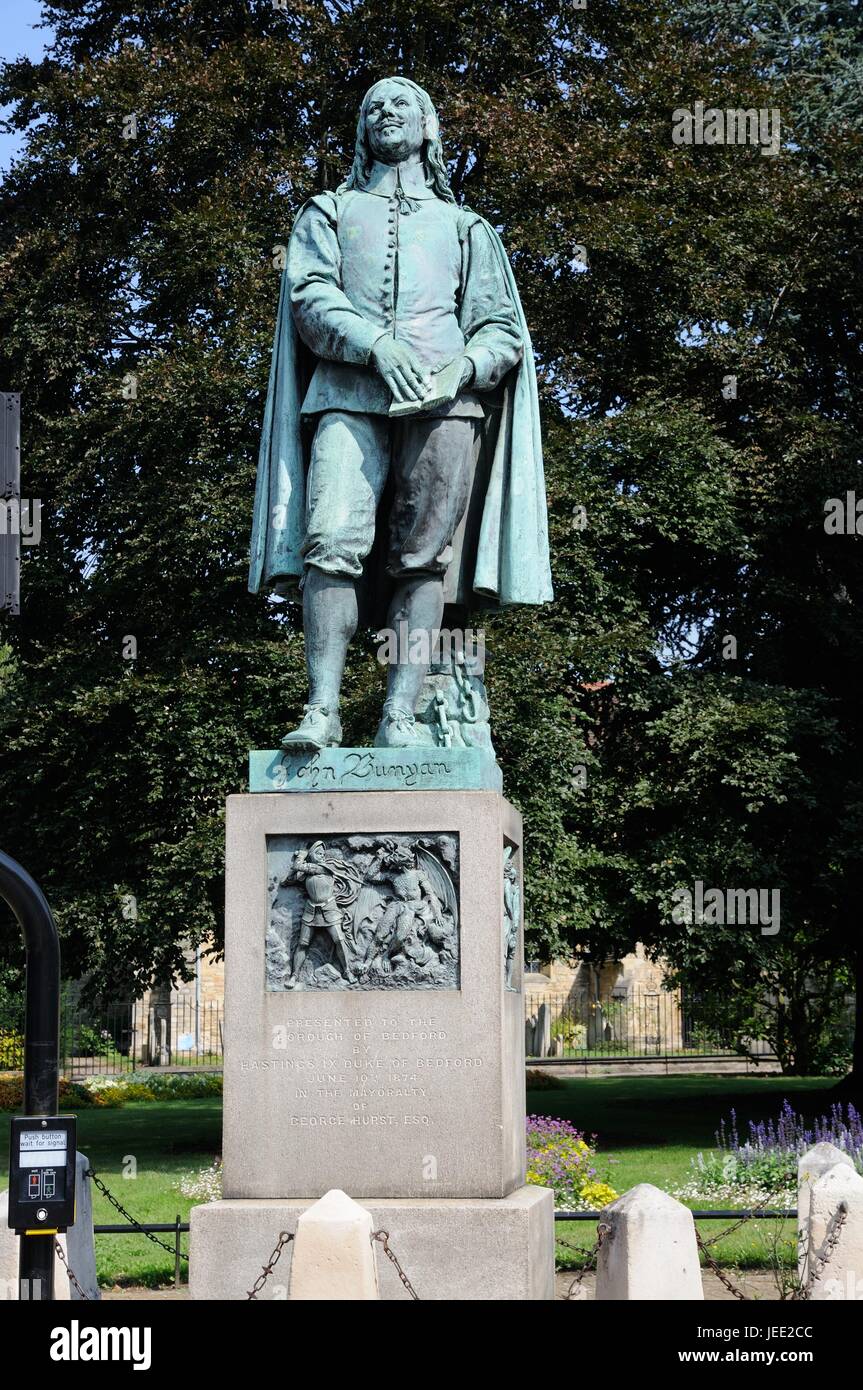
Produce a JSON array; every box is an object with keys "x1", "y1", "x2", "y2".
[{"x1": 365, "y1": 81, "x2": 425, "y2": 165}]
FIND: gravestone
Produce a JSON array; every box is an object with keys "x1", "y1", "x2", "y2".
[
  {"x1": 587, "y1": 1003, "x2": 606, "y2": 1050},
  {"x1": 534, "y1": 1001, "x2": 552, "y2": 1058}
]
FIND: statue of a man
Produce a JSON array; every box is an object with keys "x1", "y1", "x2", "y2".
[{"x1": 249, "y1": 76, "x2": 552, "y2": 750}]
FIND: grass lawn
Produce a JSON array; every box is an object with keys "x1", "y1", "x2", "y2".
[
  {"x1": 0, "y1": 1100, "x2": 222, "y2": 1287},
  {"x1": 0, "y1": 1074, "x2": 843, "y2": 1285},
  {"x1": 526, "y1": 1073, "x2": 838, "y2": 1274}
]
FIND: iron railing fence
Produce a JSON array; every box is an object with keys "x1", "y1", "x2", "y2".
[
  {"x1": 0, "y1": 996, "x2": 224, "y2": 1077},
  {"x1": 2, "y1": 987, "x2": 777, "y2": 1071},
  {"x1": 524, "y1": 988, "x2": 776, "y2": 1061}
]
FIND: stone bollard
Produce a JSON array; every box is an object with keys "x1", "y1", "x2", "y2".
[
  {"x1": 797, "y1": 1143, "x2": 854, "y2": 1284},
  {"x1": 66, "y1": 1153, "x2": 100, "y2": 1300},
  {"x1": 596, "y1": 1184, "x2": 703, "y2": 1300},
  {"x1": 0, "y1": 1190, "x2": 71, "y2": 1301},
  {"x1": 289, "y1": 1189, "x2": 380, "y2": 1300},
  {"x1": 804, "y1": 1161, "x2": 863, "y2": 1300}
]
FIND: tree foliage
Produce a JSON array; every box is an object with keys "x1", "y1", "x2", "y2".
[{"x1": 0, "y1": 1, "x2": 860, "y2": 1073}]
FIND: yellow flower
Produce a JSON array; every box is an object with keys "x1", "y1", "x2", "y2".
[{"x1": 579, "y1": 1179, "x2": 619, "y2": 1207}]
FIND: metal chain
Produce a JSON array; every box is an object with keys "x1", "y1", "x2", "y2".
[
  {"x1": 453, "y1": 653, "x2": 479, "y2": 723},
  {"x1": 371, "y1": 1229, "x2": 420, "y2": 1300},
  {"x1": 566, "y1": 1221, "x2": 611, "y2": 1299},
  {"x1": 696, "y1": 1229, "x2": 749, "y2": 1300},
  {"x1": 699, "y1": 1212, "x2": 762, "y2": 1250},
  {"x1": 433, "y1": 691, "x2": 453, "y2": 747},
  {"x1": 793, "y1": 1202, "x2": 847, "y2": 1302},
  {"x1": 85, "y1": 1167, "x2": 183, "y2": 1259},
  {"x1": 54, "y1": 1239, "x2": 92, "y2": 1300},
  {"x1": 246, "y1": 1231, "x2": 294, "y2": 1300}
]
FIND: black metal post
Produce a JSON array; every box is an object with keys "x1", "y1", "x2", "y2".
[
  {"x1": 0, "y1": 850, "x2": 61, "y2": 1299},
  {"x1": 1, "y1": 393, "x2": 21, "y2": 616}
]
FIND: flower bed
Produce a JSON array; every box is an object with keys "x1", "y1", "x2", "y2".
[
  {"x1": 526, "y1": 1114, "x2": 618, "y2": 1210},
  {"x1": 673, "y1": 1098, "x2": 863, "y2": 1208},
  {"x1": 0, "y1": 1070, "x2": 223, "y2": 1110},
  {"x1": 178, "y1": 1158, "x2": 223, "y2": 1202}
]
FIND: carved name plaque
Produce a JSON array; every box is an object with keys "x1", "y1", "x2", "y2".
[
  {"x1": 266, "y1": 832, "x2": 460, "y2": 992},
  {"x1": 249, "y1": 747, "x2": 502, "y2": 794}
]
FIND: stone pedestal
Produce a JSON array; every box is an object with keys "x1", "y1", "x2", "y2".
[
  {"x1": 191, "y1": 1189, "x2": 553, "y2": 1301},
  {"x1": 190, "y1": 784, "x2": 554, "y2": 1299}
]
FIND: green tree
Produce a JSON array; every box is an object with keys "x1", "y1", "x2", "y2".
[{"x1": 0, "y1": 0, "x2": 859, "y2": 1085}]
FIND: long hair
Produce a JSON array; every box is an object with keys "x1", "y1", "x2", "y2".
[{"x1": 338, "y1": 77, "x2": 455, "y2": 204}]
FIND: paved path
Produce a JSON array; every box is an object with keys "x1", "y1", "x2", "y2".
[
  {"x1": 555, "y1": 1270, "x2": 781, "y2": 1301},
  {"x1": 99, "y1": 1270, "x2": 781, "y2": 1301}
]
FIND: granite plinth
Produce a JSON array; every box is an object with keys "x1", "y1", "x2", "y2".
[
  {"x1": 223, "y1": 790, "x2": 525, "y2": 1200},
  {"x1": 189, "y1": 1186, "x2": 554, "y2": 1301}
]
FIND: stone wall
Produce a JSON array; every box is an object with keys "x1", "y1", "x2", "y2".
[
  {"x1": 524, "y1": 946, "x2": 684, "y2": 1055},
  {"x1": 134, "y1": 940, "x2": 224, "y2": 1062},
  {"x1": 528, "y1": 943, "x2": 668, "y2": 1003}
]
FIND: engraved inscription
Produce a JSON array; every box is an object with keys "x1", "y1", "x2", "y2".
[{"x1": 238, "y1": 1013, "x2": 481, "y2": 1130}]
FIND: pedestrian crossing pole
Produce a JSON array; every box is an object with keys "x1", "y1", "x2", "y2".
[{"x1": 0, "y1": 851, "x2": 62, "y2": 1299}]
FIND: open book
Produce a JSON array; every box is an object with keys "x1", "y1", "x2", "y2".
[{"x1": 388, "y1": 356, "x2": 465, "y2": 418}]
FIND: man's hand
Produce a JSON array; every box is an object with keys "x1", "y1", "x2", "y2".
[
  {"x1": 457, "y1": 355, "x2": 475, "y2": 391},
  {"x1": 371, "y1": 337, "x2": 432, "y2": 403}
]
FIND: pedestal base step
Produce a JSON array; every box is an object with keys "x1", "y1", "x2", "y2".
[{"x1": 190, "y1": 1185, "x2": 554, "y2": 1301}]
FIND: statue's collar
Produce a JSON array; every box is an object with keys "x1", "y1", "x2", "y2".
[{"x1": 360, "y1": 157, "x2": 436, "y2": 200}]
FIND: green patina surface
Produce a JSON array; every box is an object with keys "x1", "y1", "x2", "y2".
[{"x1": 249, "y1": 745, "x2": 502, "y2": 793}]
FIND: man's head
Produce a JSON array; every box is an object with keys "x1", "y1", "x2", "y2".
[
  {"x1": 365, "y1": 78, "x2": 431, "y2": 165},
  {"x1": 340, "y1": 76, "x2": 454, "y2": 203}
]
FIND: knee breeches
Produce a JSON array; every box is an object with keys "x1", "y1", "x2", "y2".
[{"x1": 301, "y1": 410, "x2": 479, "y2": 580}]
